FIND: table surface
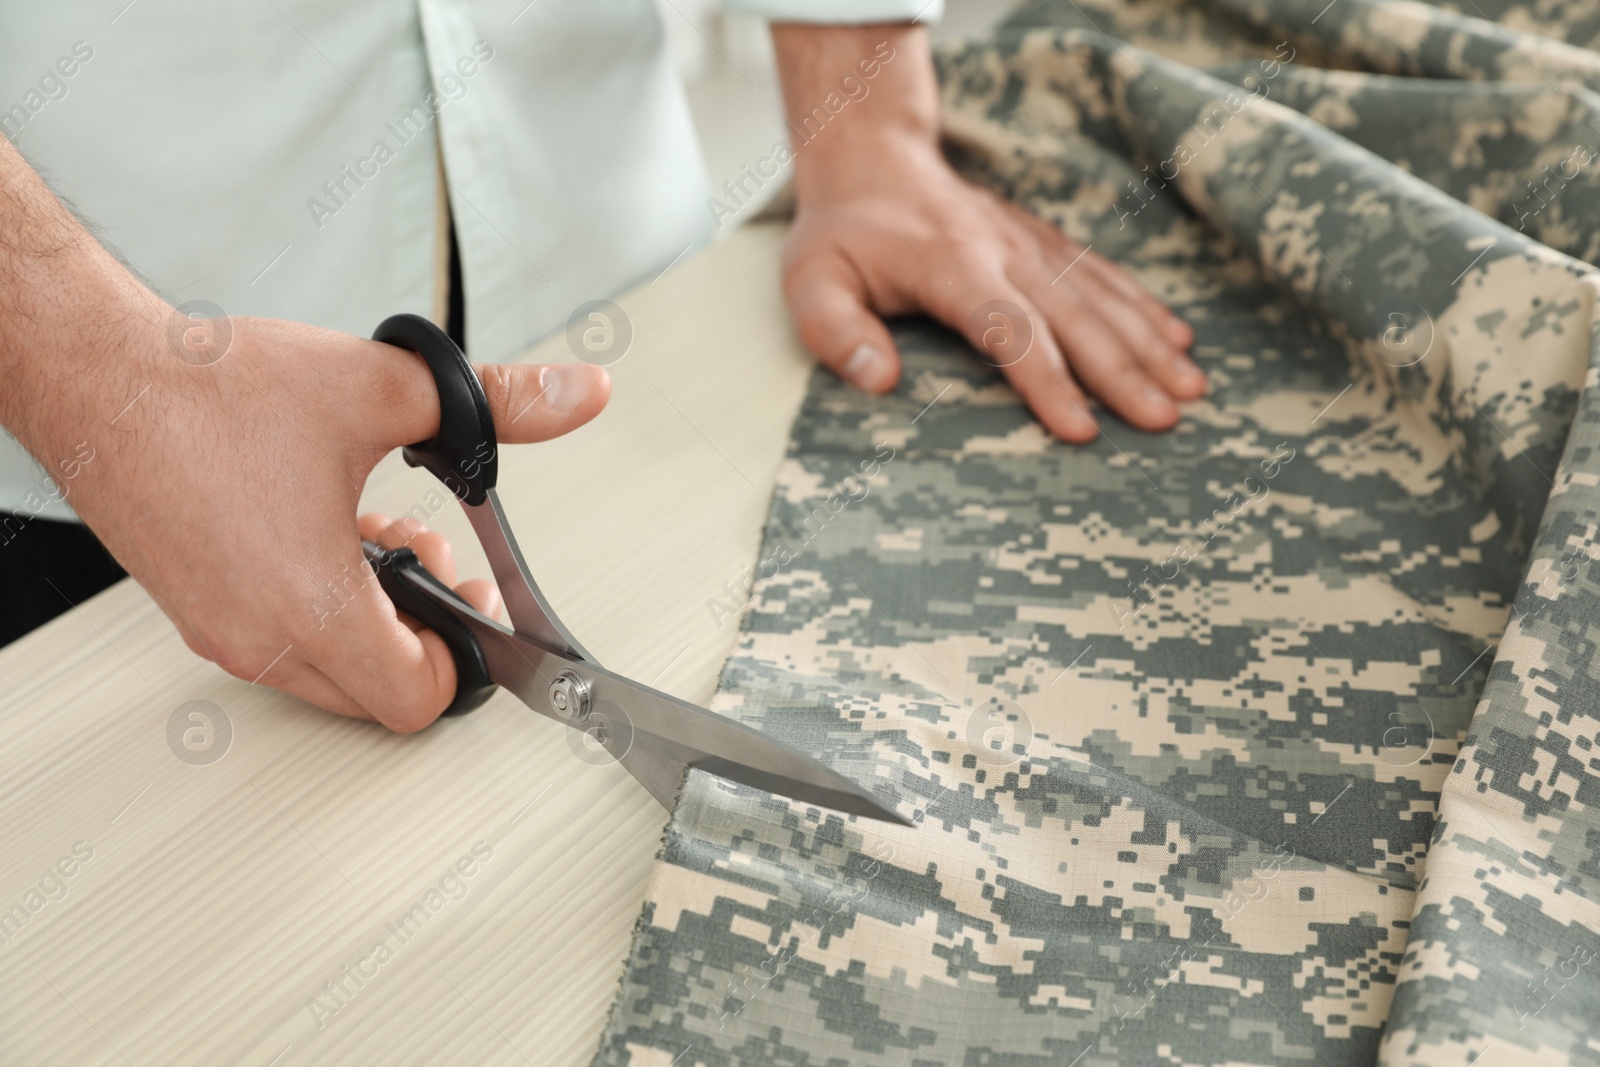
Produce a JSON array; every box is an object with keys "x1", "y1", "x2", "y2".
[{"x1": 0, "y1": 222, "x2": 812, "y2": 1066}]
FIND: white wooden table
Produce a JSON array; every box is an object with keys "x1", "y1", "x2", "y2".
[{"x1": 0, "y1": 222, "x2": 811, "y2": 1066}]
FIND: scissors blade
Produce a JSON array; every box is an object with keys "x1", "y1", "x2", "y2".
[
  {"x1": 464, "y1": 616, "x2": 908, "y2": 825},
  {"x1": 463, "y1": 490, "x2": 594, "y2": 662},
  {"x1": 618, "y1": 725, "x2": 910, "y2": 824}
]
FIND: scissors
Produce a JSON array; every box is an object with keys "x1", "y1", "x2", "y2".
[{"x1": 361, "y1": 314, "x2": 907, "y2": 826}]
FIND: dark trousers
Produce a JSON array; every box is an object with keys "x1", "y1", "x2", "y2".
[{"x1": 0, "y1": 514, "x2": 126, "y2": 647}]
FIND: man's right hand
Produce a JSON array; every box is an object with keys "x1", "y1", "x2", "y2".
[{"x1": 0, "y1": 139, "x2": 610, "y2": 731}]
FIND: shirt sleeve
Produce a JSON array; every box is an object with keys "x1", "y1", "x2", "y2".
[{"x1": 721, "y1": 0, "x2": 943, "y2": 22}]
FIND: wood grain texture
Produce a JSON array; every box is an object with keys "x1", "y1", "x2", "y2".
[{"x1": 0, "y1": 222, "x2": 810, "y2": 1066}]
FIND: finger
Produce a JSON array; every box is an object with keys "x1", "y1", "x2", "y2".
[
  {"x1": 999, "y1": 199, "x2": 1200, "y2": 398},
  {"x1": 1020, "y1": 274, "x2": 1182, "y2": 433},
  {"x1": 308, "y1": 566, "x2": 460, "y2": 733},
  {"x1": 1070, "y1": 248, "x2": 1205, "y2": 397},
  {"x1": 357, "y1": 513, "x2": 429, "y2": 635},
  {"x1": 371, "y1": 333, "x2": 612, "y2": 451},
  {"x1": 455, "y1": 578, "x2": 502, "y2": 621},
  {"x1": 1028, "y1": 260, "x2": 1205, "y2": 406},
  {"x1": 477, "y1": 362, "x2": 611, "y2": 444},
  {"x1": 783, "y1": 254, "x2": 902, "y2": 393},
  {"x1": 357, "y1": 511, "x2": 454, "y2": 574},
  {"x1": 1084, "y1": 273, "x2": 1207, "y2": 401},
  {"x1": 256, "y1": 654, "x2": 378, "y2": 723},
  {"x1": 1043, "y1": 259, "x2": 1172, "y2": 374},
  {"x1": 1078, "y1": 249, "x2": 1196, "y2": 351},
  {"x1": 979, "y1": 206, "x2": 1183, "y2": 431},
  {"x1": 991, "y1": 313, "x2": 1103, "y2": 443},
  {"x1": 914, "y1": 269, "x2": 1098, "y2": 442},
  {"x1": 316, "y1": 514, "x2": 476, "y2": 731},
  {"x1": 378, "y1": 521, "x2": 458, "y2": 587},
  {"x1": 359, "y1": 512, "x2": 498, "y2": 624},
  {"x1": 998, "y1": 196, "x2": 1196, "y2": 350},
  {"x1": 356, "y1": 512, "x2": 392, "y2": 544},
  {"x1": 179, "y1": 615, "x2": 373, "y2": 721}
]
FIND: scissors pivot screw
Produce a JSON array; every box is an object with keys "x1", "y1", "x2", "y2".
[{"x1": 548, "y1": 671, "x2": 591, "y2": 721}]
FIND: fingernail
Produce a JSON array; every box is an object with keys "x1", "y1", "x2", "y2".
[
  {"x1": 539, "y1": 364, "x2": 591, "y2": 415},
  {"x1": 1144, "y1": 383, "x2": 1175, "y2": 410},
  {"x1": 1175, "y1": 359, "x2": 1206, "y2": 390},
  {"x1": 843, "y1": 344, "x2": 892, "y2": 391},
  {"x1": 1063, "y1": 405, "x2": 1098, "y2": 439}
]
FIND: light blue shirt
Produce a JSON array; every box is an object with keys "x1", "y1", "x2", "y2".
[{"x1": 0, "y1": 0, "x2": 940, "y2": 520}]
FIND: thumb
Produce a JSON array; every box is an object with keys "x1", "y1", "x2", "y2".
[
  {"x1": 784, "y1": 257, "x2": 901, "y2": 394},
  {"x1": 369, "y1": 325, "x2": 610, "y2": 450},
  {"x1": 476, "y1": 361, "x2": 612, "y2": 444}
]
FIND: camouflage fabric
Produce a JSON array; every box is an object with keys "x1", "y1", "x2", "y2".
[{"x1": 595, "y1": 0, "x2": 1600, "y2": 1063}]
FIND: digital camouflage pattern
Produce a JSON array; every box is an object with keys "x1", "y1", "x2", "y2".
[{"x1": 596, "y1": 0, "x2": 1600, "y2": 1063}]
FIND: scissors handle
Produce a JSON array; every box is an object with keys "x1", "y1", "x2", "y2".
[
  {"x1": 374, "y1": 313, "x2": 590, "y2": 662},
  {"x1": 364, "y1": 541, "x2": 496, "y2": 716},
  {"x1": 372, "y1": 313, "x2": 498, "y2": 506},
  {"x1": 367, "y1": 313, "x2": 501, "y2": 716}
]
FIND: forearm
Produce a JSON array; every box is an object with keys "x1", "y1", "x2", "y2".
[
  {"x1": 770, "y1": 22, "x2": 940, "y2": 201},
  {"x1": 0, "y1": 137, "x2": 163, "y2": 450}
]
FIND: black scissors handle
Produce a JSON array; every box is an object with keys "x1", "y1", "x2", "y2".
[
  {"x1": 375, "y1": 313, "x2": 499, "y2": 506},
  {"x1": 364, "y1": 313, "x2": 500, "y2": 716},
  {"x1": 366, "y1": 541, "x2": 496, "y2": 716}
]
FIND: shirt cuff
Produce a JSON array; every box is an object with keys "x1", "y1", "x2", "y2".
[{"x1": 722, "y1": 0, "x2": 943, "y2": 23}]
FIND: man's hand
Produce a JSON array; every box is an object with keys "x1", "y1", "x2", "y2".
[
  {"x1": 771, "y1": 22, "x2": 1204, "y2": 441},
  {"x1": 0, "y1": 138, "x2": 609, "y2": 731}
]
